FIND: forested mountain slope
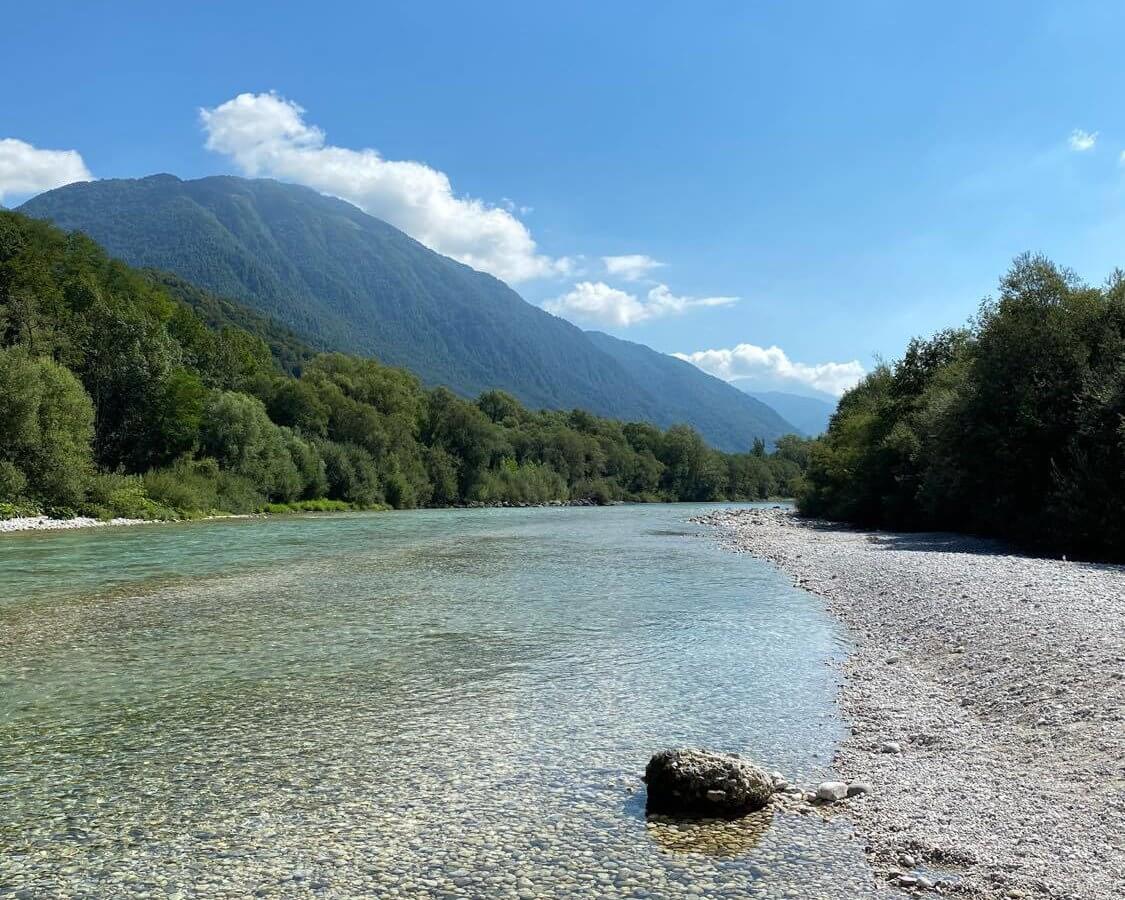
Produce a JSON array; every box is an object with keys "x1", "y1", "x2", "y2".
[
  {"x1": 584, "y1": 331, "x2": 795, "y2": 452},
  {"x1": 22, "y1": 175, "x2": 795, "y2": 449}
]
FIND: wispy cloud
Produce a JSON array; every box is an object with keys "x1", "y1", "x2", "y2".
[
  {"x1": 0, "y1": 138, "x2": 92, "y2": 205},
  {"x1": 674, "y1": 343, "x2": 865, "y2": 397},
  {"x1": 602, "y1": 254, "x2": 665, "y2": 281},
  {"x1": 1068, "y1": 129, "x2": 1098, "y2": 151},
  {"x1": 545, "y1": 281, "x2": 737, "y2": 327},
  {"x1": 200, "y1": 92, "x2": 570, "y2": 283}
]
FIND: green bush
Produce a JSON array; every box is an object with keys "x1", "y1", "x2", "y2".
[
  {"x1": 472, "y1": 459, "x2": 567, "y2": 505},
  {"x1": 261, "y1": 499, "x2": 368, "y2": 514},
  {"x1": 0, "y1": 499, "x2": 42, "y2": 519},
  {"x1": 571, "y1": 478, "x2": 618, "y2": 505},
  {"x1": 86, "y1": 473, "x2": 174, "y2": 520}
]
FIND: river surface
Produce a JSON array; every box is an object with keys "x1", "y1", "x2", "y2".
[{"x1": 0, "y1": 504, "x2": 889, "y2": 898}]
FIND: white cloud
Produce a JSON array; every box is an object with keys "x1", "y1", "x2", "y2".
[
  {"x1": 200, "y1": 92, "x2": 569, "y2": 283},
  {"x1": 1068, "y1": 129, "x2": 1097, "y2": 151},
  {"x1": 674, "y1": 343, "x2": 865, "y2": 397},
  {"x1": 544, "y1": 281, "x2": 736, "y2": 327},
  {"x1": 0, "y1": 138, "x2": 92, "y2": 205},
  {"x1": 602, "y1": 254, "x2": 665, "y2": 281}
]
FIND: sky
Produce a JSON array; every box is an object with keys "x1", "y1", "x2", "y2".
[{"x1": 4, "y1": 1, "x2": 1125, "y2": 399}]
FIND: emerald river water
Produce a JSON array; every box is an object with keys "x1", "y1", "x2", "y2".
[{"x1": 0, "y1": 504, "x2": 892, "y2": 898}]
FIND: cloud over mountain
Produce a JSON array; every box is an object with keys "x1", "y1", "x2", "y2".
[
  {"x1": 200, "y1": 92, "x2": 569, "y2": 283},
  {"x1": 0, "y1": 138, "x2": 91, "y2": 205},
  {"x1": 674, "y1": 342, "x2": 864, "y2": 396},
  {"x1": 545, "y1": 281, "x2": 736, "y2": 327}
]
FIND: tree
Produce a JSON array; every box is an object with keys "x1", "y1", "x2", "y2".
[
  {"x1": 0, "y1": 347, "x2": 94, "y2": 508},
  {"x1": 199, "y1": 391, "x2": 301, "y2": 502}
]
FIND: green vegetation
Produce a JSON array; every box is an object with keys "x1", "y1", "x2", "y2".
[
  {"x1": 0, "y1": 211, "x2": 809, "y2": 521},
  {"x1": 20, "y1": 174, "x2": 796, "y2": 451},
  {"x1": 799, "y1": 254, "x2": 1125, "y2": 560}
]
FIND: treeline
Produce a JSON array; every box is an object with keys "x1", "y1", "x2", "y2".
[
  {"x1": 0, "y1": 211, "x2": 810, "y2": 520},
  {"x1": 799, "y1": 254, "x2": 1125, "y2": 560}
]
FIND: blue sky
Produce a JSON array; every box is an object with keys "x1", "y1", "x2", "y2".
[{"x1": 4, "y1": 1, "x2": 1125, "y2": 398}]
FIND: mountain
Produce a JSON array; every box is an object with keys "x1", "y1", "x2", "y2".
[
  {"x1": 744, "y1": 389, "x2": 837, "y2": 436},
  {"x1": 21, "y1": 174, "x2": 794, "y2": 450},
  {"x1": 585, "y1": 332, "x2": 798, "y2": 451}
]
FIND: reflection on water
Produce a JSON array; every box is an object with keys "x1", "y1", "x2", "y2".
[
  {"x1": 0, "y1": 505, "x2": 892, "y2": 898},
  {"x1": 644, "y1": 809, "x2": 773, "y2": 857}
]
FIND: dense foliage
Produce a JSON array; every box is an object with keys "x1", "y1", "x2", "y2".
[
  {"x1": 20, "y1": 174, "x2": 795, "y2": 451},
  {"x1": 800, "y1": 255, "x2": 1125, "y2": 560},
  {"x1": 0, "y1": 211, "x2": 809, "y2": 520}
]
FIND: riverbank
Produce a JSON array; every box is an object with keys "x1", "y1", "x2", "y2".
[
  {"x1": 0, "y1": 512, "x2": 271, "y2": 534},
  {"x1": 0, "y1": 514, "x2": 156, "y2": 534},
  {"x1": 695, "y1": 507, "x2": 1125, "y2": 900}
]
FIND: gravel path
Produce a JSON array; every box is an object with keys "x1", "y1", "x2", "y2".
[{"x1": 695, "y1": 508, "x2": 1125, "y2": 900}]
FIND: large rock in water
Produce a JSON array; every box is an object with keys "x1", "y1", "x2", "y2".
[{"x1": 644, "y1": 749, "x2": 774, "y2": 817}]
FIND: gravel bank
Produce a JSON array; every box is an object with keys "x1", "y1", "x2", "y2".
[
  {"x1": 0, "y1": 515, "x2": 153, "y2": 534},
  {"x1": 695, "y1": 508, "x2": 1125, "y2": 900}
]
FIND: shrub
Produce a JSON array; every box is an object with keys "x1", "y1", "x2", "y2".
[{"x1": 86, "y1": 473, "x2": 174, "y2": 520}]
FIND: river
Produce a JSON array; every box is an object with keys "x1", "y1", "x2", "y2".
[{"x1": 0, "y1": 504, "x2": 889, "y2": 898}]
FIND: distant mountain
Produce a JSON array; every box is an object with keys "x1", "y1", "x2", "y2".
[
  {"x1": 22, "y1": 174, "x2": 794, "y2": 450},
  {"x1": 585, "y1": 332, "x2": 798, "y2": 451},
  {"x1": 745, "y1": 389, "x2": 837, "y2": 436}
]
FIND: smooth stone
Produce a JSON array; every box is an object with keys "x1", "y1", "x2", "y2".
[{"x1": 815, "y1": 781, "x2": 848, "y2": 802}]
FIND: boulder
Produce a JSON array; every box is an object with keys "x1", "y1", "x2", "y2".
[{"x1": 644, "y1": 749, "x2": 773, "y2": 817}]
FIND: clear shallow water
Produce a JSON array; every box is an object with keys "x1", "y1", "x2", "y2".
[{"x1": 0, "y1": 505, "x2": 888, "y2": 898}]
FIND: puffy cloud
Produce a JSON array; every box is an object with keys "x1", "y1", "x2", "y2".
[
  {"x1": 544, "y1": 280, "x2": 736, "y2": 327},
  {"x1": 200, "y1": 92, "x2": 569, "y2": 283},
  {"x1": 544, "y1": 281, "x2": 640, "y2": 326},
  {"x1": 602, "y1": 254, "x2": 665, "y2": 281},
  {"x1": 673, "y1": 343, "x2": 865, "y2": 397},
  {"x1": 0, "y1": 138, "x2": 92, "y2": 205},
  {"x1": 1068, "y1": 129, "x2": 1097, "y2": 151}
]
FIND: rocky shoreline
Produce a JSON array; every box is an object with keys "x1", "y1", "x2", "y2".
[
  {"x1": 0, "y1": 499, "x2": 611, "y2": 536},
  {"x1": 0, "y1": 514, "x2": 155, "y2": 534},
  {"x1": 694, "y1": 507, "x2": 1125, "y2": 900}
]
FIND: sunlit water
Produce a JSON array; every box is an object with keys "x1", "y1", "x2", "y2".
[{"x1": 0, "y1": 505, "x2": 891, "y2": 898}]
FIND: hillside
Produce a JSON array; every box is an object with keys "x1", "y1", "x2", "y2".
[
  {"x1": 21, "y1": 175, "x2": 792, "y2": 450},
  {"x1": 743, "y1": 389, "x2": 836, "y2": 436},
  {"x1": 584, "y1": 331, "x2": 797, "y2": 451}
]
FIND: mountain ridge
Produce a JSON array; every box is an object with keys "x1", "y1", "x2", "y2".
[
  {"x1": 743, "y1": 389, "x2": 837, "y2": 436},
  {"x1": 20, "y1": 174, "x2": 796, "y2": 449}
]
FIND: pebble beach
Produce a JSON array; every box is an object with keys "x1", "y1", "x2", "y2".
[{"x1": 695, "y1": 507, "x2": 1125, "y2": 900}]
